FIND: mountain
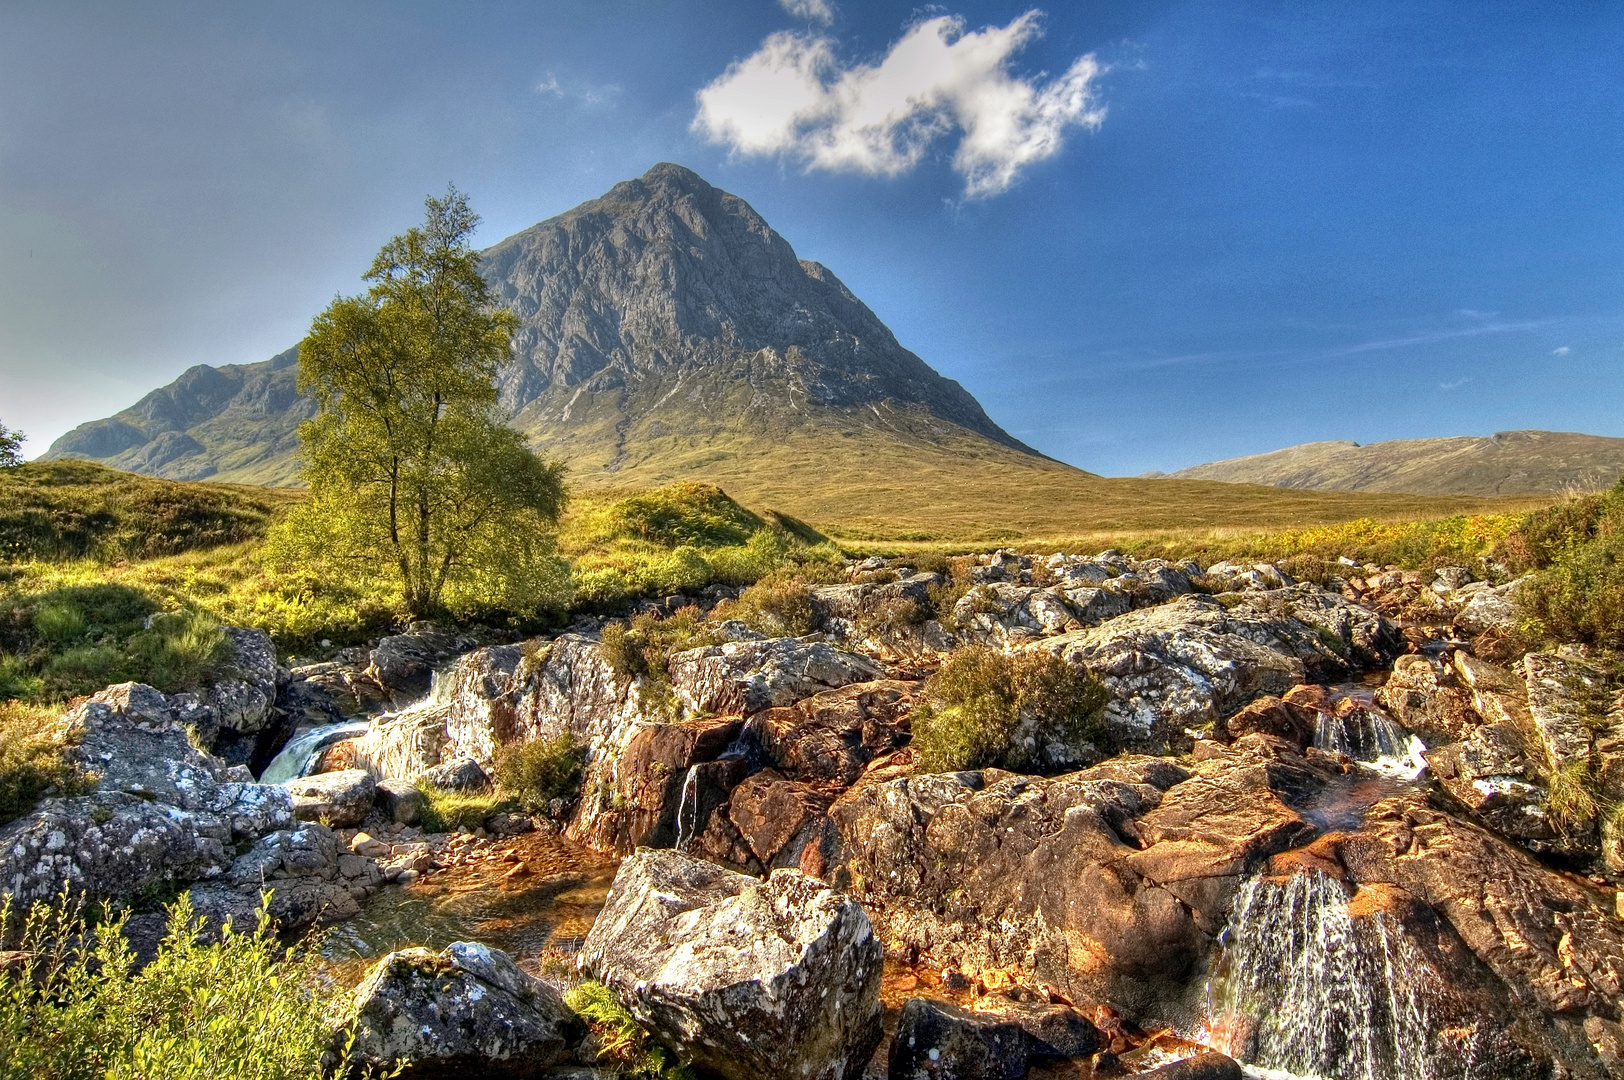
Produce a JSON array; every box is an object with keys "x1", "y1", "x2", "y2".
[
  {"x1": 1159, "y1": 430, "x2": 1624, "y2": 496},
  {"x1": 44, "y1": 163, "x2": 1542, "y2": 539},
  {"x1": 48, "y1": 164, "x2": 1036, "y2": 489}
]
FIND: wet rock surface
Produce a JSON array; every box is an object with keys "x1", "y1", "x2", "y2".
[{"x1": 579, "y1": 849, "x2": 882, "y2": 1080}]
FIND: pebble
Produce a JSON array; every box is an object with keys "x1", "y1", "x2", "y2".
[{"x1": 396, "y1": 869, "x2": 420, "y2": 885}]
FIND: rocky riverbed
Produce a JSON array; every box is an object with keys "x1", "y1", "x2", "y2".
[{"x1": 5, "y1": 550, "x2": 1624, "y2": 1078}]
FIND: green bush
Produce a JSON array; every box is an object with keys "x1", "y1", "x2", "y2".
[
  {"x1": 910, "y1": 647, "x2": 1109, "y2": 773},
  {"x1": 597, "y1": 483, "x2": 764, "y2": 548},
  {"x1": 564, "y1": 981, "x2": 693, "y2": 1080},
  {"x1": 32, "y1": 602, "x2": 86, "y2": 644},
  {"x1": 0, "y1": 701, "x2": 90, "y2": 827},
  {"x1": 600, "y1": 608, "x2": 723, "y2": 719},
  {"x1": 728, "y1": 572, "x2": 817, "y2": 637},
  {"x1": 126, "y1": 610, "x2": 230, "y2": 692},
  {"x1": 0, "y1": 891, "x2": 382, "y2": 1080},
  {"x1": 1499, "y1": 481, "x2": 1624, "y2": 647},
  {"x1": 496, "y1": 733, "x2": 584, "y2": 812}
]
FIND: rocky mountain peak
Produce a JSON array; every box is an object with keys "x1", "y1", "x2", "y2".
[{"x1": 45, "y1": 163, "x2": 1037, "y2": 486}]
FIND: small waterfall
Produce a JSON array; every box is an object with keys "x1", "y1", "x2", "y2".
[
  {"x1": 1312, "y1": 705, "x2": 1427, "y2": 778},
  {"x1": 259, "y1": 721, "x2": 371, "y2": 784},
  {"x1": 1201, "y1": 871, "x2": 1450, "y2": 1080},
  {"x1": 673, "y1": 765, "x2": 702, "y2": 852}
]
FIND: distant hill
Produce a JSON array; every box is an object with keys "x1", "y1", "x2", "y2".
[
  {"x1": 1157, "y1": 430, "x2": 1624, "y2": 496},
  {"x1": 42, "y1": 163, "x2": 1546, "y2": 540}
]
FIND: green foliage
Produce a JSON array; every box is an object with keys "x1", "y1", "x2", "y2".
[
  {"x1": 1545, "y1": 757, "x2": 1601, "y2": 833},
  {"x1": 0, "y1": 421, "x2": 22, "y2": 469},
  {"x1": 414, "y1": 784, "x2": 510, "y2": 834},
  {"x1": 911, "y1": 647, "x2": 1109, "y2": 773},
  {"x1": 0, "y1": 701, "x2": 90, "y2": 827},
  {"x1": 597, "y1": 482, "x2": 763, "y2": 547},
  {"x1": 600, "y1": 608, "x2": 724, "y2": 718},
  {"x1": 495, "y1": 733, "x2": 584, "y2": 812},
  {"x1": 0, "y1": 891, "x2": 383, "y2": 1080},
  {"x1": 1498, "y1": 483, "x2": 1624, "y2": 647},
  {"x1": 564, "y1": 981, "x2": 694, "y2": 1080},
  {"x1": 274, "y1": 186, "x2": 567, "y2": 620},
  {"x1": 727, "y1": 571, "x2": 818, "y2": 637},
  {"x1": 563, "y1": 483, "x2": 840, "y2": 609},
  {"x1": 0, "y1": 460, "x2": 289, "y2": 563},
  {"x1": 0, "y1": 578, "x2": 233, "y2": 702}
]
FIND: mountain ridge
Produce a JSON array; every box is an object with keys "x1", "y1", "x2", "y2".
[
  {"x1": 1158, "y1": 429, "x2": 1624, "y2": 496},
  {"x1": 47, "y1": 163, "x2": 1048, "y2": 489}
]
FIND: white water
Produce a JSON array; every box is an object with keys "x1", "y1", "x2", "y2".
[
  {"x1": 1202, "y1": 871, "x2": 1463, "y2": 1080},
  {"x1": 1311, "y1": 701, "x2": 1428, "y2": 779},
  {"x1": 673, "y1": 765, "x2": 701, "y2": 851},
  {"x1": 259, "y1": 721, "x2": 371, "y2": 784},
  {"x1": 260, "y1": 667, "x2": 462, "y2": 785}
]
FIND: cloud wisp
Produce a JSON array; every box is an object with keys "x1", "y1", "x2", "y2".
[
  {"x1": 692, "y1": 10, "x2": 1104, "y2": 198},
  {"x1": 778, "y1": 0, "x2": 835, "y2": 26}
]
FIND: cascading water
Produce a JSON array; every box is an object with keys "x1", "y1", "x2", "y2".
[
  {"x1": 673, "y1": 765, "x2": 701, "y2": 851},
  {"x1": 1201, "y1": 871, "x2": 1473, "y2": 1080},
  {"x1": 1311, "y1": 693, "x2": 1428, "y2": 779},
  {"x1": 259, "y1": 721, "x2": 371, "y2": 784}
]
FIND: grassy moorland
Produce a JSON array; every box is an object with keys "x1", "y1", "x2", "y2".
[{"x1": 0, "y1": 457, "x2": 1568, "y2": 711}]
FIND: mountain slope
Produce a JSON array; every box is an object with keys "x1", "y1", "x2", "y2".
[
  {"x1": 47, "y1": 164, "x2": 1040, "y2": 491},
  {"x1": 1162, "y1": 430, "x2": 1624, "y2": 496}
]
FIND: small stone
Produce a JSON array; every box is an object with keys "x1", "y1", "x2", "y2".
[
  {"x1": 505, "y1": 862, "x2": 532, "y2": 879},
  {"x1": 396, "y1": 869, "x2": 419, "y2": 885}
]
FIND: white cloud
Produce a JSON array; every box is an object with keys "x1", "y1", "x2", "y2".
[
  {"x1": 692, "y1": 10, "x2": 1104, "y2": 198},
  {"x1": 779, "y1": 0, "x2": 835, "y2": 25},
  {"x1": 1553, "y1": 345, "x2": 1571, "y2": 356},
  {"x1": 1439, "y1": 377, "x2": 1471, "y2": 391},
  {"x1": 536, "y1": 74, "x2": 564, "y2": 97}
]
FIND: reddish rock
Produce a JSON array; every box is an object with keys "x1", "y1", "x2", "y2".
[{"x1": 755, "y1": 680, "x2": 915, "y2": 786}]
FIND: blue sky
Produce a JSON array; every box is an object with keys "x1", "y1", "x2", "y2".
[{"x1": 2, "y1": 0, "x2": 1621, "y2": 475}]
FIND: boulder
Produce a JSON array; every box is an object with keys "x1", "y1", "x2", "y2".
[
  {"x1": 811, "y1": 572, "x2": 946, "y2": 653},
  {"x1": 367, "y1": 628, "x2": 476, "y2": 706},
  {"x1": 421, "y1": 756, "x2": 490, "y2": 792},
  {"x1": 206, "y1": 626, "x2": 281, "y2": 739},
  {"x1": 579, "y1": 849, "x2": 882, "y2": 1080},
  {"x1": 289, "y1": 659, "x2": 390, "y2": 715},
  {"x1": 568, "y1": 716, "x2": 744, "y2": 852},
  {"x1": 376, "y1": 778, "x2": 425, "y2": 825},
  {"x1": 1133, "y1": 1054, "x2": 1242, "y2": 1080},
  {"x1": 725, "y1": 770, "x2": 839, "y2": 876},
  {"x1": 1522, "y1": 651, "x2": 1606, "y2": 777},
  {"x1": 1455, "y1": 580, "x2": 1523, "y2": 637},
  {"x1": 201, "y1": 822, "x2": 367, "y2": 930},
  {"x1": 668, "y1": 637, "x2": 885, "y2": 717},
  {"x1": 952, "y1": 584, "x2": 1084, "y2": 647},
  {"x1": 63, "y1": 682, "x2": 229, "y2": 808},
  {"x1": 343, "y1": 941, "x2": 580, "y2": 1076},
  {"x1": 282, "y1": 769, "x2": 376, "y2": 827},
  {"x1": 1376, "y1": 654, "x2": 1481, "y2": 747},
  {"x1": 0, "y1": 792, "x2": 231, "y2": 905},
  {"x1": 888, "y1": 998, "x2": 1035, "y2": 1080},
  {"x1": 834, "y1": 743, "x2": 1328, "y2": 1016},
  {"x1": 1023, "y1": 591, "x2": 1384, "y2": 751}
]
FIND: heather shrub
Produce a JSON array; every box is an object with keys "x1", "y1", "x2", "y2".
[
  {"x1": 496, "y1": 732, "x2": 585, "y2": 811},
  {"x1": 911, "y1": 646, "x2": 1109, "y2": 772}
]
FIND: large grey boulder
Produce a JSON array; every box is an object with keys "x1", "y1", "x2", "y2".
[
  {"x1": 579, "y1": 849, "x2": 882, "y2": 1080},
  {"x1": 1521, "y1": 650, "x2": 1605, "y2": 777},
  {"x1": 64, "y1": 682, "x2": 226, "y2": 807},
  {"x1": 367, "y1": 628, "x2": 477, "y2": 705},
  {"x1": 0, "y1": 792, "x2": 231, "y2": 905},
  {"x1": 952, "y1": 584, "x2": 1084, "y2": 647},
  {"x1": 281, "y1": 769, "x2": 376, "y2": 827},
  {"x1": 1454, "y1": 579, "x2": 1524, "y2": 636},
  {"x1": 343, "y1": 941, "x2": 581, "y2": 1075},
  {"x1": 668, "y1": 637, "x2": 885, "y2": 717},
  {"x1": 189, "y1": 821, "x2": 377, "y2": 932},
  {"x1": 1024, "y1": 588, "x2": 1398, "y2": 751}
]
